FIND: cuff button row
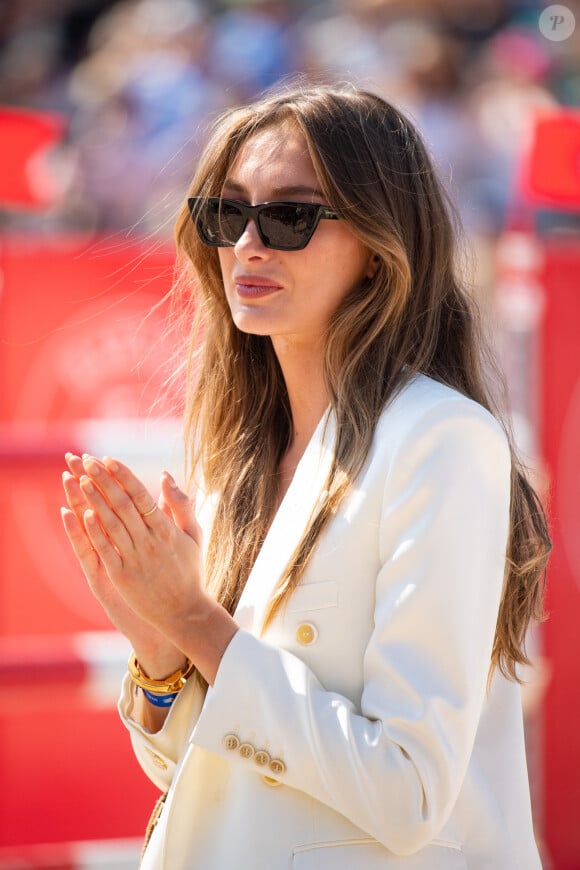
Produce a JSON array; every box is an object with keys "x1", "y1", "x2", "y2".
[{"x1": 223, "y1": 734, "x2": 286, "y2": 778}]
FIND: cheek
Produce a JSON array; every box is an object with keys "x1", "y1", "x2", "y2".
[
  {"x1": 217, "y1": 250, "x2": 232, "y2": 282},
  {"x1": 320, "y1": 222, "x2": 371, "y2": 273},
  {"x1": 319, "y1": 237, "x2": 371, "y2": 292},
  {"x1": 215, "y1": 253, "x2": 237, "y2": 320},
  {"x1": 217, "y1": 251, "x2": 237, "y2": 302}
]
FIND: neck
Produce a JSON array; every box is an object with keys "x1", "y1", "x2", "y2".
[{"x1": 272, "y1": 337, "x2": 329, "y2": 456}]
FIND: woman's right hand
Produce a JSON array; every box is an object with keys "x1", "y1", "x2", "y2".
[{"x1": 61, "y1": 452, "x2": 187, "y2": 679}]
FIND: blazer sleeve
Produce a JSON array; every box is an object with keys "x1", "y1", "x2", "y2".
[
  {"x1": 190, "y1": 399, "x2": 512, "y2": 854},
  {"x1": 118, "y1": 670, "x2": 206, "y2": 792}
]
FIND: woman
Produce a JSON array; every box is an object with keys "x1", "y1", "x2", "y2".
[{"x1": 61, "y1": 84, "x2": 550, "y2": 869}]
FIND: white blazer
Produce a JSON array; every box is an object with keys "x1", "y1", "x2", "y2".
[{"x1": 119, "y1": 374, "x2": 541, "y2": 869}]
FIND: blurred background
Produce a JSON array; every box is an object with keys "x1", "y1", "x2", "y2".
[{"x1": 0, "y1": 0, "x2": 579, "y2": 867}]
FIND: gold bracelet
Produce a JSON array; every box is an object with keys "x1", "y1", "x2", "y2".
[{"x1": 128, "y1": 652, "x2": 195, "y2": 695}]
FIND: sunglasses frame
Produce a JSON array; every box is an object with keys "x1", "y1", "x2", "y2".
[{"x1": 188, "y1": 197, "x2": 339, "y2": 251}]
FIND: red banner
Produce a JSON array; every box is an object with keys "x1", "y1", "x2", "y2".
[
  {"x1": 0, "y1": 235, "x2": 176, "y2": 848},
  {"x1": 538, "y1": 239, "x2": 580, "y2": 868},
  {"x1": 0, "y1": 106, "x2": 65, "y2": 208},
  {"x1": 520, "y1": 111, "x2": 580, "y2": 208}
]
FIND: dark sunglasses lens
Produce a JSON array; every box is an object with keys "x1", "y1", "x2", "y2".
[
  {"x1": 198, "y1": 200, "x2": 245, "y2": 246},
  {"x1": 259, "y1": 204, "x2": 318, "y2": 249}
]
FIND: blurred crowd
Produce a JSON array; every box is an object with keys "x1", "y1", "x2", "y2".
[{"x1": 0, "y1": 0, "x2": 579, "y2": 237}]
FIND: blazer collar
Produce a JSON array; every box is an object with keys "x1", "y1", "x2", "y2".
[{"x1": 234, "y1": 408, "x2": 336, "y2": 634}]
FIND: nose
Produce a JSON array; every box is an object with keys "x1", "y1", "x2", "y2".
[{"x1": 233, "y1": 218, "x2": 269, "y2": 260}]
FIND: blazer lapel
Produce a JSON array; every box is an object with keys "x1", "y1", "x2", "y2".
[{"x1": 234, "y1": 409, "x2": 336, "y2": 634}]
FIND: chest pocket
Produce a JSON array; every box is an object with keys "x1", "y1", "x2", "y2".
[
  {"x1": 292, "y1": 838, "x2": 467, "y2": 870},
  {"x1": 287, "y1": 580, "x2": 339, "y2": 612}
]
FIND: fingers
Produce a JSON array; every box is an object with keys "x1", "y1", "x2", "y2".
[
  {"x1": 60, "y1": 505, "x2": 101, "y2": 572},
  {"x1": 64, "y1": 452, "x2": 158, "y2": 559},
  {"x1": 99, "y1": 456, "x2": 161, "y2": 521},
  {"x1": 65, "y1": 452, "x2": 85, "y2": 479},
  {"x1": 63, "y1": 453, "x2": 94, "y2": 530},
  {"x1": 62, "y1": 465, "x2": 124, "y2": 577},
  {"x1": 82, "y1": 507, "x2": 124, "y2": 576},
  {"x1": 82, "y1": 456, "x2": 159, "y2": 540},
  {"x1": 64, "y1": 453, "x2": 201, "y2": 555},
  {"x1": 62, "y1": 456, "x2": 102, "y2": 571},
  {"x1": 62, "y1": 469, "x2": 86, "y2": 515},
  {"x1": 158, "y1": 489, "x2": 173, "y2": 522},
  {"x1": 160, "y1": 471, "x2": 202, "y2": 545},
  {"x1": 78, "y1": 471, "x2": 134, "y2": 558},
  {"x1": 61, "y1": 454, "x2": 207, "y2": 649},
  {"x1": 63, "y1": 468, "x2": 95, "y2": 546}
]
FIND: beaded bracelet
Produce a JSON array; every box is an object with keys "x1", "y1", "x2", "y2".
[{"x1": 142, "y1": 689, "x2": 179, "y2": 708}]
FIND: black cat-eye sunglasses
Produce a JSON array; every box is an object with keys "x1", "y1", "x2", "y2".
[{"x1": 188, "y1": 197, "x2": 339, "y2": 251}]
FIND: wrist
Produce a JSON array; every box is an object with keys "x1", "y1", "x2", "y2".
[
  {"x1": 129, "y1": 652, "x2": 195, "y2": 695},
  {"x1": 130, "y1": 646, "x2": 189, "y2": 682},
  {"x1": 173, "y1": 597, "x2": 238, "y2": 687}
]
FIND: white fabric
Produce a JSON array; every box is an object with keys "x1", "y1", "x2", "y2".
[{"x1": 119, "y1": 374, "x2": 541, "y2": 869}]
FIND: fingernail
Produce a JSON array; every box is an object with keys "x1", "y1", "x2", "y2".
[
  {"x1": 163, "y1": 470, "x2": 178, "y2": 488},
  {"x1": 81, "y1": 476, "x2": 95, "y2": 494},
  {"x1": 83, "y1": 458, "x2": 101, "y2": 475}
]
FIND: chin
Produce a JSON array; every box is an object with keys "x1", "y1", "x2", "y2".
[{"x1": 232, "y1": 311, "x2": 280, "y2": 337}]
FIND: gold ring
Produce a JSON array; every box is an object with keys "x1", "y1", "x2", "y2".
[{"x1": 141, "y1": 504, "x2": 158, "y2": 518}]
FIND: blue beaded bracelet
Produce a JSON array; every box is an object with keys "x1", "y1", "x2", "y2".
[{"x1": 142, "y1": 689, "x2": 179, "y2": 707}]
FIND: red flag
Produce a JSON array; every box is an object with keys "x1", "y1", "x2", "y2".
[
  {"x1": 0, "y1": 106, "x2": 65, "y2": 209},
  {"x1": 522, "y1": 111, "x2": 580, "y2": 208}
]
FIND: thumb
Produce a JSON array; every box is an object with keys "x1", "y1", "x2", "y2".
[{"x1": 160, "y1": 471, "x2": 201, "y2": 544}]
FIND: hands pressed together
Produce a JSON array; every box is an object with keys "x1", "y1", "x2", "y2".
[{"x1": 61, "y1": 454, "x2": 238, "y2": 690}]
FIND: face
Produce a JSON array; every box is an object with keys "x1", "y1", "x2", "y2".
[{"x1": 217, "y1": 123, "x2": 375, "y2": 355}]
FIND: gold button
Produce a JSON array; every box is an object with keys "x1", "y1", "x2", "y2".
[
  {"x1": 223, "y1": 734, "x2": 240, "y2": 751},
  {"x1": 269, "y1": 758, "x2": 286, "y2": 776},
  {"x1": 262, "y1": 775, "x2": 283, "y2": 788},
  {"x1": 296, "y1": 622, "x2": 318, "y2": 645},
  {"x1": 145, "y1": 748, "x2": 168, "y2": 770},
  {"x1": 254, "y1": 749, "x2": 271, "y2": 767},
  {"x1": 239, "y1": 742, "x2": 255, "y2": 760}
]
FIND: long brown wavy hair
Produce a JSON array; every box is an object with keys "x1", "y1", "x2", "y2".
[{"x1": 171, "y1": 83, "x2": 550, "y2": 682}]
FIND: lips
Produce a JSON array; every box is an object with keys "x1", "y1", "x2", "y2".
[{"x1": 234, "y1": 274, "x2": 283, "y2": 299}]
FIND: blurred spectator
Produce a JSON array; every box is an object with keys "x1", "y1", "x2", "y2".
[
  {"x1": 61, "y1": 0, "x2": 225, "y2": 231},
  {"x1": 0, "y1": 0, "x2": 578, "y2": 235},
  {"x1": 208, "y1": 0, "x2": 297, "y2": 98},
  {"x1": 461, "y1": 25, "x2": 557, "y2": 233}
]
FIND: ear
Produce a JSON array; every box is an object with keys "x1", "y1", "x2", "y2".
[{"x1": 365, "y1": 253, "x2": 381, "y2": 280}]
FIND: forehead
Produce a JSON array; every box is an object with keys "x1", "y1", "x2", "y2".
[{"x1": 224, "y1": 122, "x2": 320, "y2": 195}]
